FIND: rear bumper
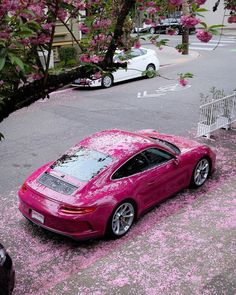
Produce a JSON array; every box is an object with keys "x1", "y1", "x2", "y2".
[{"x1": 18, "y1": 190, "x2": 105, "y2": 240}]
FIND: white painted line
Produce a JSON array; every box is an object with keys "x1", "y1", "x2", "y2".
[
  {"x1": 189, "y1": 46, "x2": 214, "y2": 51},
  {"x1": 210, "y1": 40, "x2": 236, "y2": 43},
  {"x1": 191, "y1": 43, "x2": 224, "y2": 47}
]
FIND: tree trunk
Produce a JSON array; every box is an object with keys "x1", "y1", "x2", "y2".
[
  {"x1": 101, "y1": 0, "x2": 136, "y2": 67},
  {"x1": 181, "y1": 0, "x2": 190, "y2": 55}
]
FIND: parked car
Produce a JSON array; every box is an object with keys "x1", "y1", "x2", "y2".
[
  {"x1": 0, "y1": 243, "x2": 15, "y2": 295},
  {"x1": 71, "y1": 47, "x2": 159, "y2": 88},
  {"x1": 134, "y1": 16, "x2": 195, "y2": 35},
  {"x1": 18, "y1": 129, "x2": 216, "y2": 240}
]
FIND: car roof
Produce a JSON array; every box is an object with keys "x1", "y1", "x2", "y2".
[{"x1": 78, "y1": 129, "x2": 156, "y2": 160}]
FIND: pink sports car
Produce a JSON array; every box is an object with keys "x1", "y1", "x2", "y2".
[{"x1": 18, "y1": 129, "x2": 216, "y2": 240}]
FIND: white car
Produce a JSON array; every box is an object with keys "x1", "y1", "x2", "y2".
[{"x1": 72, "y1": 47, "x2": 160, "y2": 88}]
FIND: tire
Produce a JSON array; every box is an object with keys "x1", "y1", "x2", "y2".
[
  {"x1": 149, "y1": 27, "x2": 155, "y2": 34},
  {"x1": 107, "y1": 201, "x2": 135, "y2": 238},
  {"x1": 146, "y1": 64, "x2": 156, "y2": 78},
  {"x1": 190, "y1": 158, "x2": 210, "y2": 188},
  {"x1": 101, "y1": 74, "x2": 113, "y2": 88},
  {"x1": 175, "y1": 27, "x2": 180, "y2": 35}
]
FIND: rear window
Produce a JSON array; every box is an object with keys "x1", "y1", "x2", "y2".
[{"x1": 51, "y1": 147, "x2": 112, "y2": 182}]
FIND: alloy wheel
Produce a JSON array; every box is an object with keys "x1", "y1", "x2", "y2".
[
  {"x1": 193, "y1": 158, "x2": 210, "y2": 187},
  {"x1": 111, "y1": 202, "x2": 135, "y2": 237}
]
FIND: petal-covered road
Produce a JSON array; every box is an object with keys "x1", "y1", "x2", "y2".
[{"x1": 1, "y1": 128, "x2": 236, "y2": 295}]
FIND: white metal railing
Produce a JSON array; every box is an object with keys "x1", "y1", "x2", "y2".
[{"x1": 196, "y1": 92, "x2": 236, "y2": 138}]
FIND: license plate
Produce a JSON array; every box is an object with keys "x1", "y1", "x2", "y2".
[{"x1": 31, "y1": 210, "x2": 44, "y2": 224}]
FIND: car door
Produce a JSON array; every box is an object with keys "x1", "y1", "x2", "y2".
[
  {"x1": 138, "y1": 148, "x2": 188, "y2": 210},
  {"x1": 113, "y1": 49, "x2": 146, "y2": 82},
  {"x1": 111, "y1": 152, "x2": 163, "y2": 209}
]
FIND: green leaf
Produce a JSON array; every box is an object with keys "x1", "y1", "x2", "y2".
[
  {"x1": 196, "y1": 8, "x2": 209, "y2": 12},
  {"x1": 209, "y1": 24, "x2": 224, "y2": 29},
  {"x1": 199, "y1": 22, "x2": 207, "y2": 29},
  {"x1": 8, "y1": 53, "x2": 25, "y2": 71},
  {"x1": 209, "y1": 28, "x2": 220, "y2": 35},
  {"x1": 0, "y1": 57, "x2": 6, "y2": 71}
]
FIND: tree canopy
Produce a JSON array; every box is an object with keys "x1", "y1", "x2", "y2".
[{"x1": 0, "y1": 0, "x2": 235, "y2": 124}]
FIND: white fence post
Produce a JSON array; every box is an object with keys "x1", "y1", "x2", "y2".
[{"x1": 196, "y1": 92, "x2": 236, "y2": 138}]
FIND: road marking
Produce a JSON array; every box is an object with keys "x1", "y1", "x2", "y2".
[
  {"x1": 137, "y1": 83, "x2": 191, "y2": 99},
  {"x1": 189, "y1": 46, "x2": 215, "y2": 51},
  {"x1": 190, "y1": 43, "x2": 224, "y2": 47}
]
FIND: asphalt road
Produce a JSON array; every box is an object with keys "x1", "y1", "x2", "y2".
[{"x1": 0, "y1": 35, "x2": 236, "y2": 295}]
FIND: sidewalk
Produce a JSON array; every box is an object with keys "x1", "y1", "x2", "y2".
[{"x1": 143, "y1": 43, "x2": 199, "y2": 67}]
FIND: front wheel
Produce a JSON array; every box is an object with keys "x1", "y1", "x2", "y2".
[
  {"x1": 107, "y1": 201, "x2": 135, "y2": 238},
  {"x1": 101, "y1": 74, "x2": 113, "y2": 88},
  {"x1": 191, "y1": 158, "x2": 210, "y2": 188},
  {"x1": 146, "y1": 64, "x2": 156, "y2": 78}
]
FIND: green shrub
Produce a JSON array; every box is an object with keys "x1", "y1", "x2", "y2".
[{"x1": 58, "y1": 47, "x2": 77, "y2": 66}]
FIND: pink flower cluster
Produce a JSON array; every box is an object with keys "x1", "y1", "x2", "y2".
[
  {"x1": 179, "y1": 78, "x2": 188, "y2": 86},
  {"x1": 228, "y1": 15, "x2": 236, "y2": 23},
  {"x1": 195, "y1": 0, "x2": 207, "y2": 5},
  {"x1": 92, "y1": 19, "x2": 112, "y2": 29},
  {"x1": 196, "y1": 29, "x2": 212, "y2": 42},
  {"x1": 169, "y1": 0, "x2": 183, "y2": 6},
  {"x1": 78, "y1": 23, "x2": 90, "y2": 34},
  {"x1": 181, "y1": 15, "x2": 200, "y2": 28},
  {"x1": 80, "y1": 54, "x2": 102, "y2": 64}
]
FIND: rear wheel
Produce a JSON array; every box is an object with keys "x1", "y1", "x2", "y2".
[
  {"x1": 107, "y1": 201, "x2": 135, "y2": 238},
  {"x1": 101, "y1": 74, "x2": 113, "y2": 88},
  {"x1": 149, "y1": 27, "x2": 155, "y2": 34},
  {"x1": 191, "y1": 158, "x2": 210, "y2": 188}
]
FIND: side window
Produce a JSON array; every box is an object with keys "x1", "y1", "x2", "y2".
[
  {"x1": 142, "y1": 148, "x2": 173, "y2": 168},
  {"x1": 112, "y1": 153, "x2": 149, "y2": 179}
]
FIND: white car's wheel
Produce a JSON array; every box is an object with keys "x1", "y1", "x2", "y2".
[
  {"x1": 101, "y1": 74, "x2": 113, "y2": 88},
  {"x1": 191, "y1": 158, "x2": 210, "y2": 188},
  {"x1": 108, "y1": 201, "x2": 135, "y2": 238},
  {"x1": 149, "y1": 27, "x2": 156, "y2": 34},
  {"x1": 146, "y1": 64, "x2": 156, "y2": 78}
]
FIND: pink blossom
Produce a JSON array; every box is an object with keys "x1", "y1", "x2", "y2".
[
  {"x1": 179, "y1": 78, "x2": 188, "y2": 86},
  {"x1": 146, "y1": 7, "x2": 156, "y2": 14},
  {"x1": 169, "y1": 0, "x2": 183, "y2": 5},
  {"x1": 228, "y1": 15, "x2": 236, "y2": 23},
  {"x1": 57, "y1": 8, "x2": 68, "y2": 21},
  {"x1": 144, "y1": 18, "x2": 154, "y2": 25},
  {"x1": 138, "y1": 6, "x2": 145, "y2": 11},
  {"x1": 133, "y1": 40, "x2": 141, "y2": 48},
  {"x1": 80, "y1": 54, "x2": 90, "y2": 63},
  {"x1": 90, "y1": 55, "x2": 100, "y2": 63},
  {"x1": 181, "y1": 15, "x2": 200, "y2": 28},
  {"x1": 195, "y1": 0, "x2": 207, "y2": 5},
  {"x1": 146, "y1": 1, "x2": 155, "y2": 6},
  {"x1": 78, "y1": 23, "x2": 90, "y2": 34},
  {"x1": 196, "y1": 29, "x2": 212, "y2": 42}
]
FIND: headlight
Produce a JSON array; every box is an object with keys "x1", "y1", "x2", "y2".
[{"x1": 0, "y1": 247, "x2": 6, "y2": 266}]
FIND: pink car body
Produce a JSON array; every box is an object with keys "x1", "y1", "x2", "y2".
[{"x1": 18, "y1": 129, "x2": 216, "y2": 240}]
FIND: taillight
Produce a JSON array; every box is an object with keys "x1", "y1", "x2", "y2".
[
  {"x1": 59, "y1": 205, "x2": 96, "y2": 215},
  {"x1": 21, "y1": 183, "x2": 27, "y2": 193}
]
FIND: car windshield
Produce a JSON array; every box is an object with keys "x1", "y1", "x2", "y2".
[
  {"x1": 51, "y1": 147, "x2": 112, "y2": 182},
  {"x1": 150, "y1": 137, "x2": 181, "y2": 154}
]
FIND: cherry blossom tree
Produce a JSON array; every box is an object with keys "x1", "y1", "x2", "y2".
[{"x1": 0, "y1": 0, "x2": 234, "y2": 127}]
